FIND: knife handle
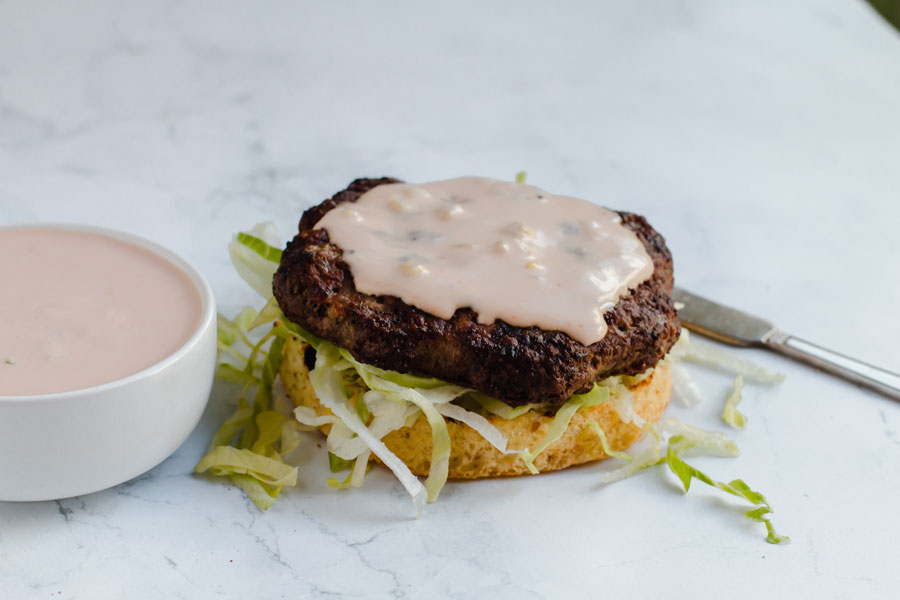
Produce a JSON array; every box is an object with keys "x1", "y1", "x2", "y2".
[{"x1": 763, "y1": 330, "x2": 900, "y2": 402}]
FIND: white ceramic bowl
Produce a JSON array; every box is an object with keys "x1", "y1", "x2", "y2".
[{"x1": 0, "y1": 224, "x2": 216, "y2": 501}]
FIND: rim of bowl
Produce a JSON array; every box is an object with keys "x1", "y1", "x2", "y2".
[{"x1": 0, "y1": 222, "x2": 216, "y2": 404}]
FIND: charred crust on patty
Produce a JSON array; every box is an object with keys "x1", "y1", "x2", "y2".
[{"x1": 274, "y1": 178, "x2": 681, "y2": 407}]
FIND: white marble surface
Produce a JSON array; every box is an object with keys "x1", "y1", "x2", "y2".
[{"x1": 2, "y1": 1, "x2": 900, "y2": 598}]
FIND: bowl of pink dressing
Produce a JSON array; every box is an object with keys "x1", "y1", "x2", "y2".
[{"x1": 0, "y1": 224, "x2": 216, "y2": 501}]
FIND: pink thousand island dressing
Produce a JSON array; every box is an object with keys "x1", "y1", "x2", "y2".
[
  {"x1": 0, "y1": 227, "x2": 203, "y2": 396},
  {"x1": 316, "y1": 177, "x2": 654, "y2": 346}
]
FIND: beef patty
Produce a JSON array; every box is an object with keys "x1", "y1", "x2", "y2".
[{"x1": 273, "y1": 178, "x2": 680, "y2": 407}]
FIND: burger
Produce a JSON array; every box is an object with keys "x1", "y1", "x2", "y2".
[
  {"x1": 268, "y1": 176, "x2": 680, "y2": 511},
  {"x1": 197, "y1": 175, "x2": 789, "y2": 543}
]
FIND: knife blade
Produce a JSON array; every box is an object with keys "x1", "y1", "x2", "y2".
[{"x1": 672, "y1": 287, "x2": 900, "y2": 402}]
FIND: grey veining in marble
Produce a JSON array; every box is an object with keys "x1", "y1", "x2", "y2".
[{"x1": 2, "y1": 1, "x2": 900, "y2": 598}]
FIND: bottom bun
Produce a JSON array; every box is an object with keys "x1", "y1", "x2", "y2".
[{"x1": 280, "y1": 337, "x2": 670, "y2": 479}]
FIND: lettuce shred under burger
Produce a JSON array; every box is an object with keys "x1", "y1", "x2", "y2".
[{"x1": 195, "y1": 223, "x2": 789, "y2": 544}]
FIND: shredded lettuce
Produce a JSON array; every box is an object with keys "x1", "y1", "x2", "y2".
[
  {"x1": 519, "y1": 384, "x2": 610, "y2": 474},
  {"x1": 606, "y1": 381, "x2": 645, "y2": 427},
  {"x1": 228, "y1": 473, "x2": 280, "y2": 510},
  {"x1": 217, "y1": 309, "x2": 256, "y2": 347},
  {"x1": 195, "y1": 446, "x2": 297, "y2": 487},
  {"x1": 195, "y1": 321, "x2": 299, "y2": 509},
  {"x1": 597, "y1": 424, "x2": 664, "y2": 483},
  {"x1": 671, "y1": 362, "x2": 704, "y2": 408},
  {"x1": 308, "y1": 343, "x2": 429, "y2": 515},
  {"x1": 329, "y1": 354, "x2": 448, "y2": 390},
  {"x1": 338, "y1": 349, "x2": 468, "y2": 503},
  {"x1": 436, "y1": 402, "x2": 516, "y2": 454},
  {"x1": 588, "y1": 422, "x2": 633, "y2": 461},
  {"x1": 326, "y1": 472, "x2": 353, "y2": 489},
  {"x1": 294, "y1": 405, "x2": 340, "y2": 428},
  {"x1": 598, "y1": 410, "x2": 740, "y2": 484},
  {"x1": 280, "y1": 421, "x2": 304, "y2": 454},
  {"x1": 233, "y1": 306, "x2": 260, "y2": 332},
  {"x1": 249, "y1": 296, "x2": 282, "y2": 330},
  {"x1": 228, "y1": 222, "x2": 282, "y2": 299},
  {"x1": 291, "y1": 333, "x2": 518, "y2": 509},
  {"x1": 317, "y1": 392, "x2": 417, "y2": 461},
  {"x1": 722, "y1": 374, "x2": 747, "y2": 428},
  {"x1": 214, "y1": 363, "x2": 259, "y2": 386},
  {"x1": 250, "y1": 410, "x2": 290, "y2": 456},
  {"x1": 666, "y1": 435, "x2": 789, "y2": 545},
  {"x1": 328, "y1": 451, "x2": 354, "y2": 473},
  {"x1": 595, "y1": 414, "x2": 784, "y2": 542},
  {"x1": 327, "y1": 451, "x2": 371, "y2": 490},
  {"x1": 194, "y1": 225, "x2": 301, "y2": 509},
  {"x1": 671, "y1": 329, "x2": 785, "y2": 384},
  {"x1": 351, "y1": 451, "x2": 371, "y2": 487},
  {"x1": 660, "y1": 418, "x2": 740, "y2": 457},
  {"x1": 471, "y1": 393, "x2": 536, "y2": 419},
  {"x1": 236, "y1": 231, "x2": 283, "y2": 263}
]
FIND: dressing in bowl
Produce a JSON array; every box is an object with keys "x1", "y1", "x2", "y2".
[{"x1": 0, "y1": 224, "x2": 216, "y2": 501}]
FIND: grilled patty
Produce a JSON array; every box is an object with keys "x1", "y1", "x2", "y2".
[{"x1": 273, "y1": 178, "x2": 680, "y2": 407}]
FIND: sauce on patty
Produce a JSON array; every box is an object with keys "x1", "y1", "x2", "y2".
[
  {"x1": 316, "y1": 176, "x2": 653, "y2": 346},
  {"x1": 0, "y1": 228, "x2": 202, "y2": 396}
]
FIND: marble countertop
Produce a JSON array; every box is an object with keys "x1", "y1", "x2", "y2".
[{"x1": 2, "y1": 1, "x2": 900, "y2": 598}]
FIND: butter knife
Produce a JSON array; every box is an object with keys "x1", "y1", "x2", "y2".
[{"x1": 672, "y1": 287, "x2": 900, "y2": 401}]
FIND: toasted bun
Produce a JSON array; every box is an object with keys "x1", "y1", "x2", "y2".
[{"x1": 280, "y1": 337, "x2": 670, "y2": 479}]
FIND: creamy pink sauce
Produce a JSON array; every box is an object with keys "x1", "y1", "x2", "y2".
[
  {"x1": 316, "y1": 177, "x2": 653, "y2": 345},
  {"x1": 0, "y1": 228, "x2": 202, "y2": 396}
]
